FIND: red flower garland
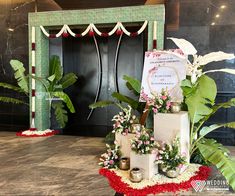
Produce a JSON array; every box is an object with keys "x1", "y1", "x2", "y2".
[
  {"x1": 99, "y1": 166, "x2": 211, "y2": 195},
  {"x1": 16, "y1": 130, "x2": 60, "y2": 137}
]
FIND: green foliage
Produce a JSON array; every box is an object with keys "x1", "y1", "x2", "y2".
[
  {"x1": 0, "y1": 82, "x2": 24, "y2": 93},
  {"x1": 0, "y1": 60, "x2": 29, "y2": 107},
  {"x1": 197, "y1": 138, "x2": 235, "y2": 190},
  {"x1": 60, "y1": 73, "x2": 78, "y2": 89},
  {"x1": 52, "y1": 101, "x2": 68, "y2": 128},
  {"x1": 181, "y1": 74, "x2": 235, "y2": 190},
  {"x1": 49, "y1": 55, "x2": 63, "y2": 82},
  {"x1": 89, "y1": 75, "x2": 145, "y2": 114},
  {"x1": 112, "y1": 92, "x2": 139, "y2": 110},
  {"x1": 89, "y1": 100, "x2": 115, "y2": 109},
  {"x1": 190, "y1": 149, "x2": 210, "y2": 166},
  {"x1": 199, "y1": 122, "x2": 235, "y2": 138},
  {"x1": 156, "y1": 137, "x2": 186, "y2": 171},
  {"x1": 104, "y1": 131, "x2": 115, "y2": 145},
  {"x1": 10, "y1": 60, "x2": 29, "y2": 93},
  {"x1": 0, "y1": 96, "x2": 28, "y2": 105},
  {"x1": 52, "y1": 92, "x2": 75, "y2": 113},
  {"x1": 181, "y1": 75, "x2": 217, "y2": 123},
  {"x1": 123, "y1": 75, "x2": 141, "y2": 94},
  {"x1": 43, "y1": 56, "x2": 77, "y2": 128}
]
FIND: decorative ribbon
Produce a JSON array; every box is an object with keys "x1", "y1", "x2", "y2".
[{"x1": 40, "y1": 21, "x2": 148, "y2": 38}]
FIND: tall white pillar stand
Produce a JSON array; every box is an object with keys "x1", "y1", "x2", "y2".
[{"x1": 154, "y1": 111, "x2": 190, "y2": 167}]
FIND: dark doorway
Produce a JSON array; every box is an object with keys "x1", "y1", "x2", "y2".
[{"x1": 50, "y1": 26, "x2": 146, "y2": 137}]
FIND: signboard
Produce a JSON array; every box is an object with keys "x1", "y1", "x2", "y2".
[{"x1": 140, "y1": 49, "x2": 187, "y2": 102}]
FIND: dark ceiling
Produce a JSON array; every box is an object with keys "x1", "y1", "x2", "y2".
[{"x1": 53, "y1": 0, "x2": 165, "y2": 10}]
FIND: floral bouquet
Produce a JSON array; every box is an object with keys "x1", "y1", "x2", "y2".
[
  {"x1": 99, "y1": 142, "x2": 121, "y2": 169},
  {"x1": 140, "y1": 88, "x2": 172, "y2": 114},
  {"x1": 131, "y1": 127, "x2": 159, "y2": 154},
  {"x1": 112, "y1": 105, "x2": 138, "y2": 135},
  {"x1": 155, "y1": 137, "x2": 186, "y2": 172}
]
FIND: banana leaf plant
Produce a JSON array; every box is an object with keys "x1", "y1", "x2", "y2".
[
  {"x1": 170, "y1": 38, "x2": 235, "y2": 190},
  {"x1": 41, "y1": 55, "x2": 77, "y2": 128},
  {"x1": 0, "y1": 56, "x2": 77, "y2": 129},
  {"x1": 0, "y1": 60, "x2": 29, "y2": 105},
  {"x1": 89, "y1": 75, "x2": 145, "y2": 114}
]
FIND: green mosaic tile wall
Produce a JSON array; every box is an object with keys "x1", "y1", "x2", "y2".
[{"x1": 28, "y1": 5, "x2": 165, "y2": 131}]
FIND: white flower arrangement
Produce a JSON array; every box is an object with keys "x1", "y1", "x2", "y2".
[
  {"x1": 131, "y1": 127, "x2": 159, "y2": 154},
  {"x1": 155, "y1": 137, "x2": 186, "y2": 172},
  {"x1": 112, "y1": 105, "x2": 138, "y2": 135},
  {"x1": 99, "y1": 142, "x2": 121, "y2": 169}
]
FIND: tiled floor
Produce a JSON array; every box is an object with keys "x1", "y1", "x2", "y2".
[{"x1": 0, "y1": 132, "x2": 234, "y2": 196}]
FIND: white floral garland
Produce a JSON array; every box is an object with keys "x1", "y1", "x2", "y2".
[{"x1": 40, "y1": 21, "x2": 148, "y2": 38}]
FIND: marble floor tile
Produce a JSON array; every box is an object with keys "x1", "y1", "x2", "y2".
[{"x1": 0, "y1": 132, "x2": 234, "y2": 195}]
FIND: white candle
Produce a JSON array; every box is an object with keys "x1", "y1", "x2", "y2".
[
  {"x1": 153, "y1": 21, "x2": 157, "y2": 40},
  {"x1": 32, "y1": 27, "x2": 35, "y2": 43},
  {"x1": 32, "y1": 97, "x2": 35, "y2": 112}
]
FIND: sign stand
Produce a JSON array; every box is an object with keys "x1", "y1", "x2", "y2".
[{"x1": 140, "y1": 21, "x2": 157, "y2": 126}]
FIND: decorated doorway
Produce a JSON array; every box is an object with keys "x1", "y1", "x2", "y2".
[{"x1": 28, "y1": 5, "x2": 165, "y2": 133}]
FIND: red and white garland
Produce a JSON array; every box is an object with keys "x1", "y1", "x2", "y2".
[
  {"x1": 40, "y1": 21, "x2": 148, "y2": 38},
  {"x1": 31, "y1": 26, "x2": 36, "y2": 131},
  {"x1": 99, "y1": 165, "x2": 211, "y2": 195},
  {"x1": 16, "y1": 129, "x2": 59, "y2": 137},
  {"x1": 16, "y1": 27, "x2": 59, "y2": 137}
]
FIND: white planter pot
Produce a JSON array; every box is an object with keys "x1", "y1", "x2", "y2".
[
  {"x1": 130, "y1": 151, "x2": 158, "y2": 179},
  {"x1": 115, "y1": 132, "x2": 135, "y2": 158},
  {"x1": 154, "y1": 111, "x2": 190, "y2": 170}
]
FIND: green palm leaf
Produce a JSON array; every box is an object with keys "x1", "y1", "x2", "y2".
[
  {"x1": 10, "y1": 60, "x2": 29, "y2": 93},
  {"x1": 0, "y1": 96, "x2": 28, "y2": 105},
  {"x1": 197, "y1": 139, "x2": 235, "y2": 190},
  {"x1": 60, "y1": 73, "x2": 78, "y2": 89},
  {"x1": 0, "y1": 82, "x2": 24, "y2": 93},
  {"x1": 52, "y1": 101, "x2": 68, "y2": 128},
  {"x1": 52, "y1": 92, "x2": 75, "y2": 113}
]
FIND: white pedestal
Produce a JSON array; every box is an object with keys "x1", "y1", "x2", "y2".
[
  {"x1": 130, "y1": 151, "x2": 158, "y2": 179},
  {"x1": 115, "y1": 132, "x2": 135, "y2": 158},
  {"x1": 154, "y1": 111, "x2": 190, "y2": 165}
]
